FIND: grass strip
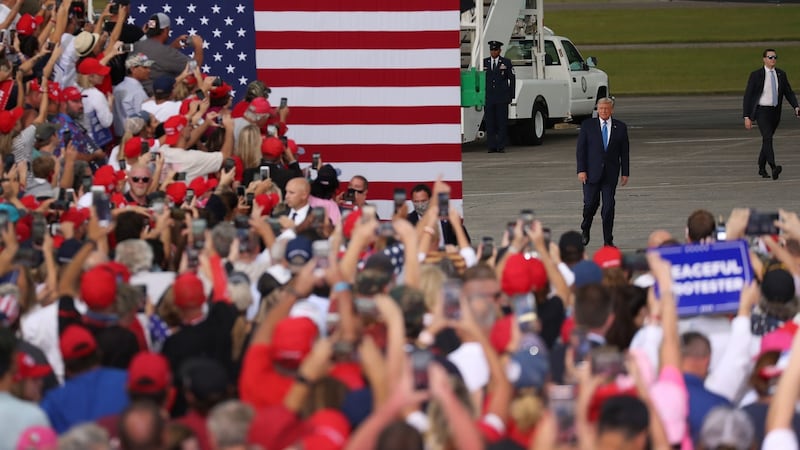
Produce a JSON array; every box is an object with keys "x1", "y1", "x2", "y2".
[
  {"x1": 593, "y1": 46, "x2": 800, "y2": 95},
  {"x1": 547, "y1": 6, "x2": 800, "y2": 45}
]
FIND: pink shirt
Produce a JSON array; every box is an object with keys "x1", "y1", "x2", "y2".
[{"x1": 308, "y1": 196, "x2": 342, "y2": 226}]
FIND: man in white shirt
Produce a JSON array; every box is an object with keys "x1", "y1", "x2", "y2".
[
  {"x1": 112, "y1": 53, "x2": 153, "y2": 136},
  {"x1": 141, "y1": 76, "x2": 181, "y2": 123}
]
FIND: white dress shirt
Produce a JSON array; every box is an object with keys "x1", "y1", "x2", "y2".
[
  {"x1": 289, "y1": 204, "x2": 310, "y2": 225},
  {"x1": 759, "y1": 66, "x2": 779, "y2": 107}
]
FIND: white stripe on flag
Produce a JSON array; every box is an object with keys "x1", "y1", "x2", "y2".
[
  {"x1": 253, "y1": 11, "x2": 458, "y2": 32},
  {"x1": 369, "y1": 199, "x2": 464, "y2": 221},
  {"x1": 331, "y1": 162, "x2": 462, "y2": 182},
  {"x1": 262, "y1": 87, "x2": 460, "y2": 107},
  {"x1": 256, "y1": 49, "x2": 460, "y2": 70},
  {"x1": 287, "y1": 124, "x2": 462, "y2": 145}
]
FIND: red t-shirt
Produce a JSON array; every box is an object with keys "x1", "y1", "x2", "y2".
[{"x1": 239, "y1": 343, "x2": 294, "y2": 408}]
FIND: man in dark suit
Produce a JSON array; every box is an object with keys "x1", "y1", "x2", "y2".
[
  {"x1": 406, "y1": 184, "x2": 470, "y2": 247},
  {"x1": 483, "y1": 41, "x2": 515, "y2": 153},
  {"x1": 743, "y1": 48, "x2": 800, "y2": 180},
  {"x1": 576, "y1": 97, "x2": 629, "y2": 247}
]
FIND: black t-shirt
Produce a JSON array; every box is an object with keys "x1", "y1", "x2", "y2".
[
  {"x1": 537, "y1": 295, "x2": 566, "y2": 350},
  {"x1": 58, "y1": 295, "x2": 141, "y2": 370},
  {"x1": 161, "y1": 301, "x2": 238, "y2": 416}
]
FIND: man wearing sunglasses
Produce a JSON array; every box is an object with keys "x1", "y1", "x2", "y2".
[
  {"x1": 743, "y1": 49, "x2": 800, "y2": 181},
  {"x1": 124, "y1": 164, "x2": 153, "y2": 206}
]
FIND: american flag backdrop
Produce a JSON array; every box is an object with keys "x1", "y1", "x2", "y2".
[{"x1": 132, "y1": 0, "x2": 463, "y2": 217}]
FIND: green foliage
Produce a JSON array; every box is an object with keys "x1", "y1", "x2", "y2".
[{"x1": 547, "y1": 6, "x2": 800, "y2": 45}]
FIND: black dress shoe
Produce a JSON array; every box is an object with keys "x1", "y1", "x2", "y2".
[
  {"x1": 773, "y1": 165, "x2": 783, "y2": 180},
  {"x1": 759, "y1": 169, "x2": 770, "y2": 178},
  {"x1": 488, "y1": 148, "x2": 497, "y2": 153},
  {"x1": 581, "y1": 230, "x2": 590, "y2": 246}
]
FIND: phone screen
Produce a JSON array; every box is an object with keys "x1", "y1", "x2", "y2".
[
  {"x1": 191, "y1": 218, "x2": 206, "y2": 249},
  {"x1": 92, "y1": 188, "x2": 111, "y2": 226},
  {"x1": 280, "y1": 97, "x2": 287, "y2": 108},
  {"x1": 437, "y1": 192, "x2": 449, "y2": 218},
  {"x1": 259, "y1": 166, "x2": 270, "y2": 180},
  {"x1": 442, "y1": 279, "x2": 462, "y2": 319}
]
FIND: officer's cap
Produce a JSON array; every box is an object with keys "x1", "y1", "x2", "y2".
[{"x1": 488, "y1": 41, "x2": 503, "y2": 50}]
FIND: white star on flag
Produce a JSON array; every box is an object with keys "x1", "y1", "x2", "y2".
[
  {"x1": 237, "y1": 52, "x2": 247, "y2": 61},
  {"x1": 235, "y1": 4, "x2": 245, "y2": 13},
  {"x1": 201, "y1": 41, "x2": 209, "y2": 49},
  {"x1": 199, "y1": 16, "x2": 209, "y2": 25},
  {"x1": 212, "y1": 28, "x2": 221, "y2": 38},
  {"x1": 211, "y1": 5, "x2": 221, "y2": 14},
  {"x1": 138, "y1": 4, "x2": 147, "y2": 13},
  {"x1": 187, "y1": 27, "x2": 197, "y2": 36},
  {"x1": 174, "y1": 16, "x2": 185, "y2": 25},
  {"x1": 238, "y1": 76, "x2": 248, "y2": 85},
  {"x1": 201, "y1": 64, "x2": 210, "y2": 73},
  {"x1": 224, "y1": 16, "x2": 233, "y2": 26},
  {"x1": 224, "y1": 41, "x2": 234, "y2": 50},
  {"x1": 213, "y1": 53, "x2": 222, "y2": 62},
  {"x1": 187, "y1": 4, "x2": 196, "y2": 13},
  {"x1": 226, "y1": 65, "x2": 235, "y2": 73},
  {"x1": 236, "y1": 28, "x2": 246, "y2": 37},
  {"x1": 162, "y1": 4, "x2": 171, "y2": 13}
]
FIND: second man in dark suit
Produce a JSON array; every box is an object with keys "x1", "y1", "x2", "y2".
[
  {"x1": 576, "y1": 97, "x2": 630, "y2": 247},
  {"x1": 742, "y1": 48, "x2": 800, "y2": 180},
  {"x1": 483, "y1": 41, "x2": 515, "y2": 153}
]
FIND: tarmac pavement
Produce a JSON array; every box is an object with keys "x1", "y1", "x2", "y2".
[{"x1": 461, "y1": 95, "x2": 800, "y2": 252}]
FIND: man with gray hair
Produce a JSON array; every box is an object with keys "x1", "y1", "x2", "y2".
[
  {"x1": 117, "y1": 239, "x2": 175, "y2": 306},
  {"x1": 207, "y1": 400, "x2": 254, "y2": 450}
]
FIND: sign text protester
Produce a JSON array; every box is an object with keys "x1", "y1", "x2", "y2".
[{"x1": 654, "y1": 240, "x2": 754, "y2": 316}]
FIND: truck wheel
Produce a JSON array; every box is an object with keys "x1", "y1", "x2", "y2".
[{"x1": 526, "y1": 103, "x2": 547, "y2": 146}]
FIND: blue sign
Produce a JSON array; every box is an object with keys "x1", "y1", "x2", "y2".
[{"x1": 655, "y1": 240, "x2": 754, "y2": 316}]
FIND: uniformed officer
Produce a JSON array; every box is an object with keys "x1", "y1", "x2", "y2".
[{"x1": 483, "y1": 40, "x2": 516, "y2": 153}]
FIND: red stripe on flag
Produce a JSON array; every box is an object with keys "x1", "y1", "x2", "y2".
[
  {"x1": 254, "y1": 0, "x2": 459, "y2": 12},
  {"x1": 365, "y1": 181, "x2": 463, "y2": 199},
  {"x1": 287, "y1": 106, "x2": 460, "y2": 125},
  {"x1": 258, "y1": 68, "x2": 460, "y2": 87},
  {"x1": 255, "y1": 30, "x2": 458, "y2": 50},
  {"x1": 296, "y1": 144, "x2": 463, "y2": 163}
]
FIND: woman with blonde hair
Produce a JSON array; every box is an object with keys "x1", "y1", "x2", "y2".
[
  {"x1": 76, "y1": 58, "x2": 114, "y2": 150},
  {"x1": 232, "y1": 124, "x2": 263, "y2": 184}
]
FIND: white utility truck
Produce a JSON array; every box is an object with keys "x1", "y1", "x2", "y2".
[{"x1": 460, "y1": 0, "x2": 609, "y2": 145}]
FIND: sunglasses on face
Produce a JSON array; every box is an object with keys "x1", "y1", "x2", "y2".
[
  {"x1": 131, "y1": 177, "x2": 150, "y2": 183},
  {"x1": 766, "y1": 55, "x2": 778, "y2": 60}
]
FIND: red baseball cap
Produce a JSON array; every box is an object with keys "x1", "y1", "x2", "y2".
[
  {"x1": 16, "y1": 14, "x2": 43, "y2": 37},
  {"x1": 261, "y1": 137, "x2": 283, "y2": 159},
  {"x1": 249, "y1": 97, "x2": 271, "y2": 114},
  {"x1": 48, "y1": 81, "x2": 61, "y2": 102},
  {"x1": 60, "y1": 207, "x2": 90, "y2": 227},
  {"x1": 270, "y1": 317, "x2": 318, "y2": 368},
  {"x1": 0, "y1": 107, "x2": 23, "y2": 133},
  {"x1": 188, "y1": 177, "x2": 210, "y2": 198},
  {"x1": 92, "y1": 165, "x2": 117, "y2": 192},
  {"x1": 19, "y1": 195, "x2": 39, "y2": 210},
  {"x1": 77, "y1": 58, "x2": 111, "y2": 76},
  {"x1": 128, "y1": 351, "x2": 172, "y2": 394},
  {"x1": 165, "y1": 182, "x2": 188, "y2": 205},
  {"x1": 254, "y1": 192, "x2": 280, "y2": 216},
  {"x1": 489, "y1": 315, "x2": 514, "y2": 355},
  {"x1": 300, "y1": 409, "x2": 351, "y2": 450},
  {"x1": 501, "y1": 253, "x2": 548, "y2": 295},
  {"x1": 14, "y1": 351, "x2": 52, "y2": 381},
  {"x1": 209, "y1": 81, "x2": 232, "y2": 99},
  {"x1": 163, "y1": 115, "x2": 187, "y2": 146},
  {"x1": 80, "y1": 264, "x2": 119, "y2": 310},
  {"x1": 59, "y1": 325, "x2": 97, "y2": 360},
  {"x1": 60, "y1": 86, "x2": 85, "y2": 102},
  {"x1": 124, "y1": 136, "x2": 146, "y2": 159},
  {"x1": 174, "y1": 273, "x2": 206, "y2": 309},
  {"x1": 593, "y1": 245, "x2": 622, "y2": 269}
]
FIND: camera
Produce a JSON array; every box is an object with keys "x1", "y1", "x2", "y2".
[
  {"x1": 437, "y1": 192, "x2": 449, "y2": 219},
  {"x1": 520, "y1": 209, "x2": 534, "y2": 232},
  {"x1": 746, "y1": 210, "x2": 779, "y2": 236},
  {"x1": 224, "y1": 158, "x2": 236, "y2": 172}
]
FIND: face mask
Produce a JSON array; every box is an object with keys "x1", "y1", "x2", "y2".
[{"x1": 413, "y1": 201, "x2": 429, "y2": 215}]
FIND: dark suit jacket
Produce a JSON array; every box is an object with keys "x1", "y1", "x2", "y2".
[
  {"x1": 743, "y1": 67, "x2": 799, "y2": 122},
  {"x1": 483, "y1": 56, "x2": 516, "y2": 104},
  {"x1": 406, "y1": 211, "x2": 470, "y2": 246},
  {"x1": 576, "y1": 117, "x2": 630, "y2": 185}
]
